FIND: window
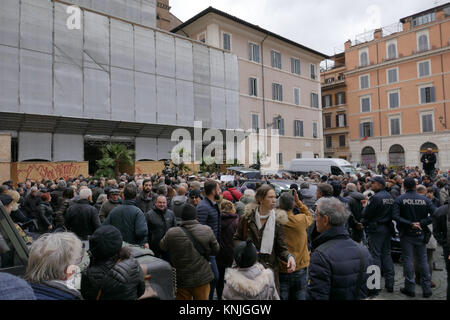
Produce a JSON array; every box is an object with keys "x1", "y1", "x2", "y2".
[
  {"x1": 386, "y1": 40, "x2": 397, "y2": 59},
  {"x1": 326, "y1": 136, "x2": 332, "y2": 148},
  {"x1": 274, "y1": 117, "x2": 285, "y2": 135},
  {"x1": 387, "y1": 68, "x2": 398, "y2": 84},
  {"x1": 421, "y1": 113, "x2": 434, "y2": 133},
  {"x1": 291, "y1": 58, "x2": 300, "y2": 75},
  {"x1": 359, "y1": 48, "x2": 369, "y2": 66},
  {"x1": 390, "y1": 117, "x2": 401, "y2": 135},
  {"x1": 293, "y1": 88, "x2": 300, "y2": 105},
  {"x1": 313, "y1": 122, "x2": 318, "y2": 138},
  {"x1": 251, "y1": 114, "x2": 259, "y2": 132},
  {"x1": 419, "y1": 86, "x2": 436, "y2": 104},
  {"x1": 417, "y1": 30, "x2": 429, "y2": 52},
  {"x1": 271, "y1": 50, "x2": 282, "y2": 69},
  {"x1": 360, "y1": 75, "x2": 369, "y2": 89},
  {"x1": 222, "y1": 32, "x2": 231, "y2": 51},
  {"x1": 296, "y1": 153, "x2": 302, "y2": 159},
  {"x1": 277, "y1": 153, "x2": 283, "y2": 165},
  {"x1": 249, "y1": 43, "x2": 260, "y2": 62},
  {"x1": 359, "y1": 121, "x2": 373, "y2": 138},
  {"x1": 412, "y1": 12, "x2": 436, "y2": 27},
  {"x1": 388, "y1": 91, "x2": 400, "y2": 108},
  {"x1": 198, "y1": 32, "x2": 206, "y2": 43},
  {"x1": 339, "y1": 135, "x2": 346, "y2": 147},
  {"x1": 418, "y1": 60, "x2": 431, "y2": 77},
  {"x1": 323, "y1": 95, "x2": 331, "y2": 107},
  {"x1": 336, "y1": 92, "x2": 345, "y2": 105},
  {"x1": 311, "y1": 93, "x2": 319, "y2": 108},
  {"x1": 294, "y1": 120, "x2": 304, "y2": 137},
  {"x1": 324, "y1": 115, "x2": 331, "y2": 128},
  {"x1": 249, "y1": 77, "x2": 258, "y2": 96},
  {"x1": 310, "y1": 64, "x2": 316, "y2": 80},
  {"x1": 337, "y1": 114, "x2": 346, "y2": 127},
  {"x1": 272, "y1": 83, "x2": 283, "y2": 101},
  {"x1": 361, "y1": 96, "x2": 371, "y2": 113}
]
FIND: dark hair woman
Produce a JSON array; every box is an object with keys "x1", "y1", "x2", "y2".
[{"x1": 37, "y1": 193, "x2": 54, "y2": 233}]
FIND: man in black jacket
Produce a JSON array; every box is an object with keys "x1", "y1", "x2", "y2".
[
  {"x1": 65, "y1": 188, "x2": 101, "y2": 240},
  {"x1": 421, "y1": 148, "x2": 437, "y2": 177},
  {"x1": 145, "y1": 195, "x2": 176, "y2": 261},
  {"x1": 136, "y1": 179, "x2": 155, "y2": 214},
  {"x1": 392, "y1": 177, "x2": 436, "y2": 298},
  {"x1": 361, "y1": 176, "x2": 395, "y2": 293},
  {"x1": 432, "y1": 198, "x2": 449, "y2": 300},
  {"x1": 345, "y1": 183, "x2": 366, "y2": 243}
]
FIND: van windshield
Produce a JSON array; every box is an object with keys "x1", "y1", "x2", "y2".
[{"x1": 342, "y1": 166, "x2": 356, "y2": 175}]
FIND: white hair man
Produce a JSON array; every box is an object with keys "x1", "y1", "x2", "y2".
[
  {"x1": 65, "y1": 188, "x2": 101, "y2": 240},
  {"x1": 25, "y1": 232, "x2": 83, "y2": 300}
]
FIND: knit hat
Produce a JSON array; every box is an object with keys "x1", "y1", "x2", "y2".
[
  {"x1": 188, "y1": 189, "x2": 201, "y2": 198},
  {"x1": 0, "y1": 273, "x2": 36, "y2": 300},
  {"x1": 234, "y1": 239, "x2": 257, "y2": 268},
  {"x1": 181, "y1": 203, "x2": 197, "y2": 221},
  {"x1": 0, "y1": 194, "x2": 13, "y2": 207},
  {"x1": 89, "y1": 225, "x2": 123, "y2": 261}
]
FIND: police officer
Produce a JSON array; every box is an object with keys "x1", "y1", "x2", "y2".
[
  {"x1": 361, "y1": 176, "x2": 395, "y2": 293},
  {"x1": 392, "y1": 177, "x2": 436, "y2": 298}
]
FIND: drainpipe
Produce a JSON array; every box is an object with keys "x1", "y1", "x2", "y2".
[{"x1": 261, "y1": 33, "x2": 269, "y2": 130}]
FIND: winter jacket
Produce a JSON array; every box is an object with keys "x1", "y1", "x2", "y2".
[
  {"x1": 222, "y1": 263, "x2": 280, "y2": 300},
  {"x1": 421, "y1": 152, "x2": 436, "y2": 171},
  {"x1": 222, "y1": 188, "x2": 242, "y2": 203},
  {"x1": 50, "y1": 188, "x2": 65, "y2": 211},
  {"x1": 392, "y1": 190, "x2": 436, "y2": 238},
  {"x1": 81, "y1": 257, "x2": 145, "y2": 300},
  {"x1": 22, "y1": 194, "x2": 40, "y2": 219},
  {"x1": 276, "y1": 199, "x2": 314, "y2": 273},
  {"x1": 54, "y1": 198, "x2": 71, "y2": 228},
  {"x1": 135, "y1": 191, "x2": 156, "y2": 214},
  {"x1": 390, "y1": 184, "x2": 401, "y2": 199},
  {"x1": 99, "y1": 199, "x2": 120, "y2": 223},
  {"x1": 92, "y1": 187, "x2": 104, "y2": 204},
  {"x1": 233, "y1": 203, "x2": 291, "y2": 290},
  {"x1": 432, "y1": 202, "x2": 449, "y2": 251},
  {"x1": 307, "y1": 226, "x2": 371, "y2": 300},
  {"x1": 103, "y1": 200, "x2": 148, "y2": 246},
  {"x1": 216, "y1": 212, "x2": 239, "y2": 268},
  {"x1": 346, "y1": 192, "x2": 365, "y2": 222},
  {"x1": 65, "y1": 199, "x2": 101, "y2": 240},
  {"x1": 145, "y1": 208, "x2": 176, "y2": 256},
  {"x1": 30, "y1": 281, "x2": 82, "y2": 300},
  {"x1": 197, "y1": 197, "x2": 221, "y2": 240},
  {"x1": 440, "y1": 185, "x2": 449, "y2": 206},
  {"x1": 160, "y1": 220, "x2": 220, "y2": 288},
  {"x1": 172, "y1": 195, "x2": 188, "y2": 224},
  {"x1": 235, "y1": 195, "x2": 255, "y2": 217},
  {"x1": 37, "y1": 202, "x2": 53, "y2": 233}
]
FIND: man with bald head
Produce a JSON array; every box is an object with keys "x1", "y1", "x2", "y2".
[{"x1": 145, "y1": 195, "x2": 176, "y2": 261}]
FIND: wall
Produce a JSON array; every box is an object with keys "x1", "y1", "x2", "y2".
[
  {"x1": 0, "y1": 134, "x2": 11, "y2": 183},
  {"x1": 11, "y1": 162, "x2": 89, "y2": 182}
]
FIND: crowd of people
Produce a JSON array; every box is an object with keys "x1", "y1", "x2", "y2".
[{"x1": 0, "y1": 158, "x2": 449, "y2": 300}]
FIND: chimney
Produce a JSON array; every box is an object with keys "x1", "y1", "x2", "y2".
[
  {"x1": 344, "y1": 40, "x2": 351, "y2": 50},
  {"x1": 402, "y1": 18, "x2": 411, "y2": 31},
  {"x1": 374, "y1": 28, "x2": 382, "y2": 40}
]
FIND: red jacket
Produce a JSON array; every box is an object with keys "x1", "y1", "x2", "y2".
[{"x1": 222, "y1": 188, "x2": 242, "y2": 203}]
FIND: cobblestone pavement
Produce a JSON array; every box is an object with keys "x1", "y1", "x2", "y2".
[{"x1": 377, "y1": 246, "x2": 448, "y2": 300}]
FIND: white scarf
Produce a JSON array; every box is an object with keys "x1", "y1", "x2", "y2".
[{"x1": 254, "y1": 207, "x2": 276, "y2": 255}]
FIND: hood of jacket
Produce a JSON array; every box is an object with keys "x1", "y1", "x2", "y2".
[
  {"x1": 275, "y1": 209, "x2": 289, "y2": 225},
  {"x1": 172, "y1": 195, "x2": 187, "y2": 205},
  {"x1": 224, "y1": 263, "x2": 274, "y2": 297}
]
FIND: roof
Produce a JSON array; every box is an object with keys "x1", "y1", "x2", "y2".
[
  {"x1": 171, "y1": 6, "x2": 329, "y2": 59},
  {"x1": 400, "y1": 2, "x2": 450, "y2": 23}
]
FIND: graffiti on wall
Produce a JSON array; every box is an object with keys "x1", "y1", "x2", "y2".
[{"x1": 14, "y1": 162, "x2": 89, "y2": 181}]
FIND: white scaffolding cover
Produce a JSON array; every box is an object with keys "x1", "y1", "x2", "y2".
[
  {"x1": 135, "y1": 72, "x2": 157, "y2": 124},
  {"x1": 134, "y1": 27, "x2": 155, "y2": 74},
  {"x1": 156, "y1": 32, "x2": 175, "y2": 78},
  {"x1": 176, "y1": 80, "x2": 194, "y2": 127},
  {"x1": 20, "y1": 0, "x2": 52, "y2": 54},
  {"x1": 111, "y1": 20, "x2": 134, "y2": 69},
  {"x1": 0, "y1": 46, "x2": 19, "y2": 112},
  {"x1": 136, "y1": 137, "x2": 157, "y2": 161},
  {"x1": 53, "y1": 134, "x2": 84, "y2": 161},
  {"x1": 157, "y1": 138, "x2": 177, "y2": 161},
  {"x1": 0, "y1": 0, "x2": 19, "y2": 47},
  {"x1": 157, "y1": 76, "x2": 176, "y2": 125},
  {"x1": 19, "y1": 132, "x2": 52, "y2": 161},
  {"x1": 111, "y1": 67, "x2": 135, "y2": 122},
  {"x1": 175, "y1": 38, "x2": 193, "y2": 82}
]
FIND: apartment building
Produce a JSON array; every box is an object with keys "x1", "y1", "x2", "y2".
[
  {"x1": 321, "y1": 52, "x2": 349, "y2": 160},
  {"x1": 172, "y1": 7, "x2": 328, "y2": 167},
  {"x1": 345, "y1": 3, "x2": 450, "y2": 170}
]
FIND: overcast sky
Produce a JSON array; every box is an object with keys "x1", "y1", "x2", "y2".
[{"x1": 170, "y1": 0, "x2": 443, "y2": 56}]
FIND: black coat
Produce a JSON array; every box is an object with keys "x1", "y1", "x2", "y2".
[
  {"x1": 81, "y1": 257, "x2": 145, "y2": 300},
  {"x1": 37, "y1": 202, "x2": 54, "y2": 233},
  {"x1": 65, "y1": 199, "x2": 101, "y2": 240},
  {"x1": 216, "y1": 212, "x2": 239, "y2": 268},
  {"x1": 307, "y1": 226, "x2": 372, "y2": 300},
  {"x1": 421, "y1": 153, "x2": 437, "y2": 171},
  {"x1": 145, "y1": 208, "x2": 176, "y2": 256},
  {"x1": 22, "y1": 194, "x2": 40, "y2": 219}
]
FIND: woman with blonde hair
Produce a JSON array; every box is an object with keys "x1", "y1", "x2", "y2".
[{"x1": 25, "y1": 232, "x2": 83, "y2": 300}]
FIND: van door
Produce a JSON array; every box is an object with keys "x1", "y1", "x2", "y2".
[{"x1": 331, "y1": 166, "x2": 344, "y2": 175}]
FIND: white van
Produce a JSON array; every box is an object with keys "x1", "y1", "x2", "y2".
[{"x1": 285, "y1": 158, "x2": 356, "y2": 175}]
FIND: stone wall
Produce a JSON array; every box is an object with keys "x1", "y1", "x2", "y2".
[{"x1": 0, "y1": 134, "x2": 11, "y2": 183}]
